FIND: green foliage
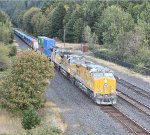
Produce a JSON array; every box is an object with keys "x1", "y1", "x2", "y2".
[
  {"x1": 0, "y1": 10, "x2": 13, "y2": 44},
  {"x1": 13, "y1": 10, "x2": 26, "y2": 28},
  {"x1": 73, "y1": 18, "x2": 84, "y2": 43},
  {"x1": 84, "y1": 25, "x2": 98, "y2": 49},
  {"x1": 65, "y1": 10, "x2": 82, "y2": 42},
  {"x1": 0, "y1": 43, "x2": 10, "y2": 71},
  {"x1": 111, "y1": 31, "x2": 138, "y2": 60},
  {"x1": 30, "y1": 126, "x2": 61, "y2": 135},
  {"x1": 9, "y1": 45, "x2": 17, "y2": 57},
  {"x1": 31, "y1": 11, "x2": 47, "y2": 36},
  {"x1": 136, "y1": 3, "x2": 150, "y2": 46},
  {"x1": 42, "y1": 20, "x2": 50, "y2": 37},
  {"x1": 1, "y1": 50, "x2": 54, "y2": 110},
  {"x1": 50, "y1": 3, "x2": 66, "y2": 39},
  {"x1": 23, "y1": 7, "x2": 41, "y2": 34},
  {"x1": 100, "y1": 5, "x2": 134, "y2": 46},
  {"x1": 18, "y1": 125, "x2": 61, "y2": 135},
  {"x1": 22, "y1": 106, "x2": 41, "y2": 130}
]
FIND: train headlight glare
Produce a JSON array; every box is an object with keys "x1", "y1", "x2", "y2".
[{"x1": 103, "y1": 83, "x2": 108, "y2": 87}]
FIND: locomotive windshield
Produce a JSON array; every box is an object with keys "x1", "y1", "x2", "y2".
[
  {"x1": 104, "y1": 73, "x2": 114, "y2": 77},
  {"x1": 92, "y1": 72, "x2": 103, "y2": 78},
  {"x1": 92, "y1": 72, "x2": 114, "y2": 78}
]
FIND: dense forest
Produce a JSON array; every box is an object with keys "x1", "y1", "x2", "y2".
[
  {"x1": 0, "y1": 9, "x2": 15, "y2": 71},
  {"x1": 0, "y1": 10, "x2": 13, "y2": 44},
  {"x1": 0, "y1": 0, "x2": 150, "y2": 69}
]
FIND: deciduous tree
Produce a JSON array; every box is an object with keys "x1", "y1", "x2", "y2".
[{"x1": 1, "y1": 50, "x2": 54, "y2": 110}]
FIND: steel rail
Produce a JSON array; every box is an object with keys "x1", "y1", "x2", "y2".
[
  {"x1": 117, "y1": 90, "x2": 150, "y2": 116},
  {"x1": 116, "y1": 76, "x2": 150, "y2": 99},
  {"x1": 101, "y1": 106, "x2": 150, "y2": 135}
]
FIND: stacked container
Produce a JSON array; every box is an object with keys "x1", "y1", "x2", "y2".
[
  {"x1": 38, "y1": 36, "x2": 45, "y2": 47},
  {"x1": 43, "y1": 37, "x2": 56, "y2": 57},
  {"x1": 38, "y1": 36, "x2": 56, "y2": 57}
]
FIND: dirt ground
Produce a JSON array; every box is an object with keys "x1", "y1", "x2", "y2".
[
  {"x1": 0, "y1": 101, "x2": 67, "y2": 135},
  {"x1": 56, "y1": 42, "x2": 82, "y2": 50}
]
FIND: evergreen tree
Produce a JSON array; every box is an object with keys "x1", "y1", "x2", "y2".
[
  {"x1": 73, "y1": 18, "x2": 84, "y2": 43},
  {"x1": 65, "y1": 10, "x2": 81, "y2": 42},
  {"x1": 50, "y1": 3, "x2": 66, "y2": 39},
  {"x1": 31, "y1": 11, "x2": 47, "y2": 36},
  {"x1": 43, "y1": 20, "x2": 50, "y2": 37},
  {"x1": 0, "y1": 10, "x2": 13, "y2": 44},
  {"x1": 22, "y1": 106, "x2": 41, "y2": 130},
  {"x1": 23, "y1": 7, "x2": 40, "y2": 34}
]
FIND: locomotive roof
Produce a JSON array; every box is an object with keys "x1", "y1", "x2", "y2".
[
  {"x1": 68, "y1": 54, "x2": 112, "y2": 73},
  {"x1": 54, "y1": 48, "x2": 113, "y2": 73}
]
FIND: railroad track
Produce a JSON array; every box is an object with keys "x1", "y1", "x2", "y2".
[
  {"x1": 116, "y1": 76, "x2": 150, "y2": 99},
  {"x1": 101, "y1": 106, "x2": 150, "y2": 135},
  {"x1": 117, "y1": 90, "x2": 150, "y2": 116}
]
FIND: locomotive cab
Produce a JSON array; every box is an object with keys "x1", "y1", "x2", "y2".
[{"x1": 91, "y1": 71, "x2": 117, "y2": 105}]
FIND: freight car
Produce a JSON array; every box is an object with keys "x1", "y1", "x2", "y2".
[
  {"x1": 38, "y1": 36, "x2": 56, "y2": 57},
  {"x1": 14, "y1": 29, "x2": 56, "y2": 56},
  {"x1": 14, "y1": 29, "x2": 38, "y2": 50},
  {"x1": 14, "y1": 29, "x2": 117, "y2": 105}
]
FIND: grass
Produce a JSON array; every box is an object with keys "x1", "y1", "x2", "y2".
[
  {"x1": 84, "y1": 55, "x2": 150, "y2": 84},
  {"x1": 0, "y1": 72, "x2": 23, "y2": 135},
  {"x1": 56, "y1": 42, "x2": 81, "y2": 50},
  {"x1": 0, "y1": 101, "x2": 66, "y2": 135},
  {"x1": 0, "y1": 108, "x2": 23, "y2": 135}
]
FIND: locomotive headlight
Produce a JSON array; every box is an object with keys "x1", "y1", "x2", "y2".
[{"x1": 103, "y1": 83, "x2": 108, "y2": 88}]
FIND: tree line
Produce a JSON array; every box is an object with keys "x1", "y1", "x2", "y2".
[
  {"x1": 0, "y1": 10, "x2": 13, "y2": 44},
  {"x1": 0, "y1": 10, "x2": 16, "y2": 71},
  {"x1": 1, "y1": 0, "x2": 150, "y2": 69}
]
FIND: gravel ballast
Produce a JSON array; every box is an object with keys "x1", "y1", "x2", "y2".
[
  {"x1": 117, "y1": 84, "x2": 150, "y2": 108},
  {"x1": 115, "y1": 98, "x2": 150, "y2": 132},
  {"x1": 46, "y1": 71, "x2": 129, "y2": 135}
]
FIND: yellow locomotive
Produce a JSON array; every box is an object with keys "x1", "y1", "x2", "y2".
[{"x1": 51, "y1": 49, "x2": 117, "y2": 105}]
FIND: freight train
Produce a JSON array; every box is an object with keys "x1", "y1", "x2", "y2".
[
  {"x1": 14, "y1": 29, "x2": 117, "y2": 105},
  {"x1": 14, "y1": 29, "x2": 56, "y2": 56}
]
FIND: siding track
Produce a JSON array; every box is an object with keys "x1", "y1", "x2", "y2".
[
  {"x1": 118, "y1": 90, "x2": 150, "y2": 116},
  {"x1": 116, "y1": 76, "x2": 150, "y2": 99},
  {"x1": 101, "y1": 106, "x2": 150, "y2": 135}
]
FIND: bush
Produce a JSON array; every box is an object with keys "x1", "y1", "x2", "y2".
[
  {"x1": 134, "y1": 63, "x2": 145, "y2": 73},
  {"x1": 18, "y1": 126, "x2": 61, "y2": 135},
  {"x1": 1, "y1": 50, "x2": 54, "y2": 110},
  {"x1": 0, "y1": 43, "x2": 10, "y2": 71},
  {"x1": 22, "y1": 106, "x2": 41, "y2": 130},
  {"x1": 35, "y1": 126, "x2": 61, "y2": 135},
  {"x1": 9, "y1": 45, "x2": 17, "y2": 56}
]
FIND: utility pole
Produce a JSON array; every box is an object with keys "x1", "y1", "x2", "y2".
[
  {"x1": 64, "y1": 28, "x2": 65, "y2": 48},
  {"x1": 82, "y1": 8, "x2": 86, "y2": 52}
]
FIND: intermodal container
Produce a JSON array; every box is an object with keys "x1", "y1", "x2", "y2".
[
  {"x1": 44, "y1": 38, "x2": 56, "y2": 49},
  {"x1": 43, "y1": 49, "x2": 51, "y2": 57},
  {"x1": 38, "y1": 36, "x2": 44, "y2": 47}
]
